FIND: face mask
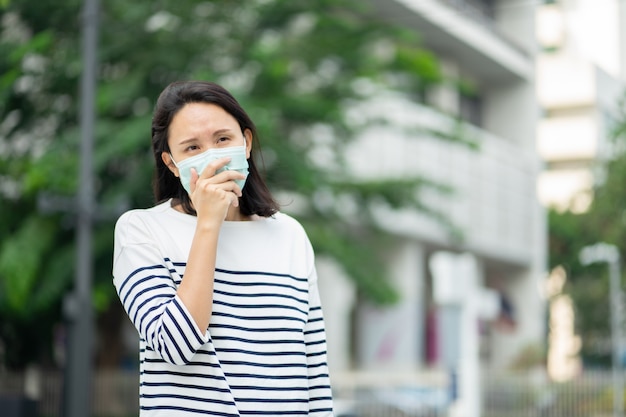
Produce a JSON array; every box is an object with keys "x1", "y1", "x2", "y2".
[{"x1": 170, "y1": 139, "x2": 249, "y2": 195}]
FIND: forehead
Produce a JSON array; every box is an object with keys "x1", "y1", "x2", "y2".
[{"x1": 169, "y1": 102, "x2": 238, "y2": 136}]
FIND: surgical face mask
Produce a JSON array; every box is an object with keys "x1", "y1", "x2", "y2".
[{"x1": 170, "y1": 139, "x2": 249, "y2": 195}]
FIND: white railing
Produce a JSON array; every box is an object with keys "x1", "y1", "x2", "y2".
[
  {"x1": 347, "y1": 98, "x2": 540, "y2": 265},
  {"x1": 0, "y1": 369, "x2": 621, "y2": 417},
  {"x1": 437, "y1": 0, "x2": 530, "y2": 58},
  {"x1": 482, "y1": 369, "x2": 617, "y2": 417}
]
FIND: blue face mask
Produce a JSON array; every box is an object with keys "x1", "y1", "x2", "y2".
[{"x1": 170, "y1": 139, "x2": 249, "y2": 195}]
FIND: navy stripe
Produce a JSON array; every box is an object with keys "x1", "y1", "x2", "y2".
[
  {"x1": 143, "y1": 358, "x2": 222, "y2": 369},
  {"x1": 140, "y1": 302, "x2": 170, "y2": 341},
  {"x1": 213, "y1": 300, "x2": 307, "y2": 316},
  {"x1": 216, "y1": 348, "x2": 306, "y2": 357},
  {"x1": 122, "y1": 248, "x2": 334, "y2": 413},
  {"x1": 129, "y1": 287, "x2": 172, "y2": 322},
  {"x1": 140, "y1": 405, "x2": 239, "y2": 417},
  {"x1": 304, "y1": 328, "x2": 324, "y2": 336},
  {"x1": 195, "y1": 348, "x2": 217, "y2": 355},
  {"x1": 214, "y1": 289, "x2": 308, "y2": 306},
  {"x1": 212, "y1": 335, "x2": 303, "y2": 345},
  {"x1": 165, "y1": 259, "x2": 309, "y2": 283},
  {"x1": 229, "y1": 385, "x2": 308, "y2": 392},
  {"x1": 224, "y1": 372, "x2": 309, "y2": 380},
  {"x1": 162, "y1": 324, "x2": 188, "y2": 363},
  {"x1": 235, "y1": 397, "x2": 308, "y2": 403},
  {"x1": 142, "y1": 369, "x2": 227, "y2": 381},
  {"x1": 132, "y1": 293, "x2": 173, "y2": 325},
  {"x1": 121, "y1": 274, "x2": 172, "y2": 305},
  {"x1": 210, "y1": 323, "x2": 301, "y2": 333},
  {"x1": 220, "y1": 360, "x2": 306, "y2": 369},
  {"x1": 164, "y1": 258, "x2": 186, "y2": 267},
  {"x1": 173, "y1": 298, "x2": 206, "y2": 345},
  {"x1": 165, "y1": 308, "x2": 195, "y2": 354},
  {"x1": 310, "y1": 396, "x2": 333, "y2": 402},
  {"x1": 307, "y1": 373, "x2": 330, "y2": 380},
  {"x1": 215, "y1": 267, "x2": 308, "y2": 282},
  {"x1": 214, "y1": 278, "x2": 308, "y2": 294},
  {"x1": 141, "y1": 381, "x2": 231, "y2": 393},
  {"x1": 118, "y1": 264, "x2": 168, "y2": 294},
  {"x1": 212, "y1": 311, "x2": 306, "y2": 324},
  {"x1": 309, "y1": 408, "x2": 334, "y2": 413},
  {"x1": 239, "y1": 411, "x2": 307, "y2": 416},
  {"x1": 306, "y1": 362, "x2": 328, "y2": 369},
  {"x1": 141, "y1": 392, "x2": 236, "y2": 406},
  {"x1": 160, "y1": 338, "x2": 175, "y2": 364},
  {"x1": 309, "y1": 384, "x2": 332, "y2": 391}
]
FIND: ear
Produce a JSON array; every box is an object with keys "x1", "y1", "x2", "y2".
[
  {"x1": 161, "y1": 152, "x2": 179, "y2": 177},
  {"x1": 244, "y1": 129, "x2": 253, "y2": 159}
]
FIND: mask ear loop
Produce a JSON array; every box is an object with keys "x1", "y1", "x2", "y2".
[{"x1": 168, "y1": 153, "x2": 179, "y2": 168}]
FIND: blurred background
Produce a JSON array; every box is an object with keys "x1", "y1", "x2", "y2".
[{"x1": 1, "y1": 0, "x2": 626, "y2": 416}]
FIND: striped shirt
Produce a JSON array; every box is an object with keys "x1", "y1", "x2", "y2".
[{"x1": 112, "y1": 200, "x2": 334, "y2": 416}]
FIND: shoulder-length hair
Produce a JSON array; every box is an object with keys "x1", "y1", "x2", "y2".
[{"x1": 151, "y1": 80, "x2": 279, "y2": 217}]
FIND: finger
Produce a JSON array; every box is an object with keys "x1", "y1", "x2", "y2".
[
  {"x1": 198, "y1": 157, "x2": 232, "y2": 179},
  {"x1": 189, "y1": 168, "x2": 199, "y2": 193},
  {"x1": 210, "y1": 170, "x2": 246, "y2": 187},
  {"x1": 230, "y1": 182, "x2": 243, "y2": 198},
  {"x1": 200, "y1": 178, "x2": 242, "y2": 197},
  {"x1": 230, "y1": 192, "x2": 239, "y2": 208},
  {"x1": 194, "y1": 176, "x2": 243, "y2": 201},
  {"x1": 202, "y1": 171, "x2": 245, "y2": 198}
]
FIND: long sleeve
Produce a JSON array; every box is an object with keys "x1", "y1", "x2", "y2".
[
  {"x1": 112, "y1": 211, "x2": 209, "y2": 365},
  {"x1": 304, "y1": 266, "x2": 334, "y2": 416},
  {"x1": 112, "y1": 206, "x2": 335, "y2": 416}
]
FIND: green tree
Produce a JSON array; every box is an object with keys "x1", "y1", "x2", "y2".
[
  {"x1": 0, "y1": 0, "x2": 466, "y2": 369},
  {"x1": 548, "y1": 98, "x2": 626, "y2": 365}
]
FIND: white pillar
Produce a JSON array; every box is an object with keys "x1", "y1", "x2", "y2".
[
  {"x1": 430, "y1": 251, "x2": 484, "y2": 417},
  {"x1": 487, "y1": 1, "x2": 538, "y2": 150},
  {"x1": 620, "y1": 0, "x2": 626, "y2": 82},
  {"x1": 316, "y1": 256, "x2": 356, "y2": 375},
  {"x1": 356, "y1": 240, "x2": 425, "y2": 372}
]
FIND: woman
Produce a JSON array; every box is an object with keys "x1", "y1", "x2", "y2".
[{"x1": 113, "y1": 81, "x2": 334, "y2": 416}]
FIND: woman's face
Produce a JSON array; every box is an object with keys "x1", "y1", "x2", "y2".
[{"x1": 162, "y1": 102, "x2": 252, "y2": 176}]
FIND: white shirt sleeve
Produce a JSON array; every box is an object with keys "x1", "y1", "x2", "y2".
[
  {"x1": 112, "y1": 211, "x2": 209, "y2": 365},
  {"x1": 303, "y1": 246, "x2": 334, "y2": 415}
]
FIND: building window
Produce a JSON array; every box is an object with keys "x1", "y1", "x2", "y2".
[
  {"x1": 467, "y1": 0, "x2": 495, "y2": 18},
  {"x1": 441, "y1": 0, "x2": 495, "y2": 20},
  {"x1": 460, "y1": 91, "x2": 483, "y2": 128}
]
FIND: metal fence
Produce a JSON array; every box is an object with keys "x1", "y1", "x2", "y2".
[
  {"x1": 482, "y1": 370, "x2": 617, "y2": 417},
  {"x1": 0, "y1": 370, "x2": 138, "y2": 417},
  {"x1": 0, "y1": 369, "x2": 622, "y2": 417}
]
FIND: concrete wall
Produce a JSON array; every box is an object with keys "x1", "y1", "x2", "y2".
[{"x1": 317, "y1": 0, "x2": 546, "y2": 386}]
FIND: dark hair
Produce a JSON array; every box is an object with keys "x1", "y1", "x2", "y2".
[{"x1": 151, "y1": 81, "x2": 279, "y2": 217}]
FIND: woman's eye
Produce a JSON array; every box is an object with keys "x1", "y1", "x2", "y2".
[
  {"x1": 217, "y1": 136, "x2": 229, "y2": 143},
  {"x1": 185, "y1": 145, "x2": 200, "y2": 152}
]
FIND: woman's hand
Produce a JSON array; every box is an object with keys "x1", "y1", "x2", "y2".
[{"x1": 189, "y1": 157, "x2": 246, "y2": 227}]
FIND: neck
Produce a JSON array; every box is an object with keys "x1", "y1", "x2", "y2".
[{"x1": 225, "y1": 204, "x2": 250, "y2": 221}]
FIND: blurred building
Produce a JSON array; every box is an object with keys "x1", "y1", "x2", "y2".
[
  {"x1": 316, "y1": 1, "x2": 546, "y2": 415},
  {"x1": 536, "y1": 0, "x2": 625, "y2": 212},
  {"x1": 534, "y1": 0, "x2": 626, "y2": 386}
]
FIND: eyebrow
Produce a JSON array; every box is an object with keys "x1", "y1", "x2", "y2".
[
  {"x1": 176, "y1": 128, "x2": 235, "y2": 146},
  {"x1": 211, "y1": 128, "x2": 235, "y2": 137},
  {"x1": 177, "y1": 137, "x2": 199, "y2": 146}
]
